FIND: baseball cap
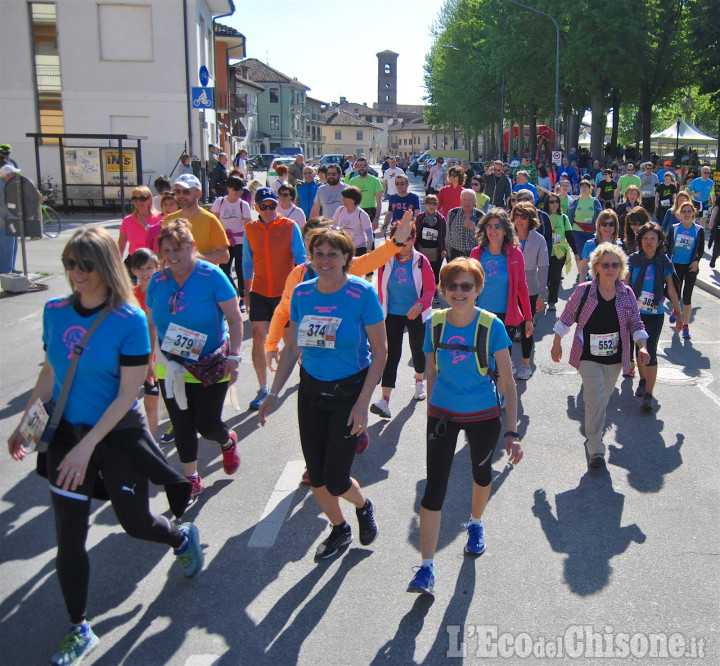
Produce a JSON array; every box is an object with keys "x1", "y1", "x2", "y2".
[
  {"x1": 0, "y1": 165, "x2": 20, "y2": 177},
  {"x1": 255, "y1": 187, "x2": 278, "y2": 203},
  {"x1": 173, "y1": 174, "x2": 201, "y2": 190},
  {"x1": 664, "y1": 160, "x2": 672, "y2": 166}
]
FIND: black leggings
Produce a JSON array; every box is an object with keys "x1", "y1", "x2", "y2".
[
  {"x1": 297, "y1": 367, "x2": 366, "y2": 495},
  {"x1": 421, "y1": 415, "x2": 501, "y2": 512},
  {"x1": 48, "y1": 424, "x2": 184, "y2": 625},
  {"x1": 220, "y1": 245, "x2": 245, "y2": 297},
  {"x1": 160, "y1": 380, "x2": 230, "y2": 464},
  {"x1": 497, "y1": 302, "x2": 535, "y2": 358},
  {"x1": 381, "y1": 313, "x2": 426, "y2": 388},
  {"x1": 547, "y1": 254, "x2": 565, "y2": 304},
  {"x1": 673, "y1": 263, "x2": 698, "y2": 305}
]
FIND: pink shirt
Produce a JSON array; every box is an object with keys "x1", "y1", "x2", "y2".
[{"x1": 120, "y1": 213, "x2": 162, "y2": 255}]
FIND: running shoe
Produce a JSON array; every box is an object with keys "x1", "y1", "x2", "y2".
[
  {"x1": 370, "y1": 398, "x2": 392, "y2": 419},
  {"x1": 433, "y1": 294, "x2": 440, "y2": 307},
  {"x1": 315, "y1": 523, "x2": 352, "y2": 559},
  {"x1": 356, "y1": 430, "x2": 369, "y2": 454},
  {"x1": 589, "y1": 454, "x2": 605, "y2": 469},
  {"x1": 682, "y1": 326, "x2": 691, "y2": 340},
  {"x1": 160, "y1": 423, "x2": 175, "y2": 444},
  {"x1": 641, "y1": 393, "x2": 654, "y2": 412},
  {"x1": 249, "y1": 387, "x2": 268, "y2": 410},
  {"x1": 186, "y1": 474, "x2": 204, "y2": 501},
  {"x1": 413, "y1": 380, "x2": 427, "y2": 401},
  {"x1": 547, "y1": 303, "x2": 556, "y2": 312},
  {"x1": 635, "y1": 379, "x2": 647, "y2": 397},
  {"x1": 407, "y1": 565, "x2": 435, "y2": 596},
  {"x1": 50, "y1": 624, "x2": 99, "y2": 666},
  {"x1": 356, "y1": 499, "x2": 378, "y2": 546},
  {"x1": 516, "y1": 364, "x2": 533, "y2": 380},
  {"x1": 175, "y1": 523, "x2": 204, "y2": 578},
  {"x1": 463, "y1": 521, "x2": 486, "y2": 555},
  {"x1": 668, "y1": 310, "x2": 677, "y2": 324},
  {"x1": 239, "y1": 300, "x2": 246, "y2": 314},
  {"x1": 221, "y1": 430, "x2": 240, "y2": 475},
  {"x1": 300, "y1": 469, "x2": 310, "y2": 484},
  {"x1": 622, "y1": 361, "x2": 636, "y2": 379}
]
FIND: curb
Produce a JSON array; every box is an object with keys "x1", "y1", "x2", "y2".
[{"x1": 697, "y1": 276, "x2": 720, "y2": 299}]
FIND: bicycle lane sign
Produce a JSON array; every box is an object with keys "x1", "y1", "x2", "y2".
[{"x1": 191, "y1": 87, "x2": 214, "y2": 109}]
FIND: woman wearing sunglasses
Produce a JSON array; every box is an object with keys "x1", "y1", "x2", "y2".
[
  {"x1": 666, "y1": 202, "x2": 706, "y2": 339},
  {"x1": 511, "y1": 203, "x2": 549, "y2": 380},
  {"x1": 406, "y1": 257, "x2": 522, "y2": 596},
  {"x1": 147, "y1": 219, "x2": 243, "y2": 502},
  {"x1": 551, "y1": 243, "x2": 649, "y2": 469},
  {"x1": 470, "y1": 209, "x2": 534, "y2": 373},
  {"x1": 118, "y1": 186, "x2": 161, "y2": 265},
  {"x1": 8, "y1": 228, "x2": 202, "y2": 665},
  {"x1": 578, "y1": 209, "x2": 623, "y2": 281},
  {"x1": 543, "y1": 194, "x2": 578, "y2": 311}
]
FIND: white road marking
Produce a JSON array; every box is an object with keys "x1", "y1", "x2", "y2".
[
  {"x1": 248, "y1": 459, "x2": 307, "y2": 548},
  {"x1": 184, "y1": 656, "x2": 221, "y2": 665}
]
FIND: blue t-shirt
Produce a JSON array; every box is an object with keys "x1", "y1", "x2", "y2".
[
  {"x1": 512, "y1": 181, "x2": 538, "y2": 203},
  {"x1": 43, "y1": 298, "x2": 150, "y2": 425},
  {"x1": 146, "y1": 260, "x2": 236, "y2": 358},
  {"x1": 387, "y1": 258, "x2": 418, "y2": 316},
  {"x1": 388, "y1": 192, "x2": 420, "y2": 221},
  {"x1": 671, "y1": 224, "x2": 698, "y2": 265},
  {"x1": 629, "y1": 262, "x2": 672, "y2": 314},
  {"x1": 423, "y1": 310, "x2": 511, "y2": 415},
  {"x1": 290, "y1": 275, "x2": 384, "y2": 381},
  {"x1": 476, "y1": 251, "x2": 509, "y2": 314},
  {"x1": 688, "y1": 177, "x2": 713, "y2": 203}
]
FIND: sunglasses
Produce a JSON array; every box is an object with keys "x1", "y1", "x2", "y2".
[
  {"x1": 486, "y1": 223, "x2": 504, "y2": 230},
  {"x1": 629, "y1": 221, "x2": 641, "y2": 226},
  {"x1": 131, "y1": 195, "x2": 150, "y2": 202},
  {"x1": 600, "y1": 262, "x2": 620, "y2": 269},
  {"x1": 548, "y1": 199, "x2": 560, "y2": 205},
  {"x1": 172, "y1": 189, "x2": 189, "y2": 195},
  {"x1": 278, "y1": 192, "x2": 291, "y2": 198},
  {"x1": 680, "y1": 209, "x2": 695, "y2": 214},
  {"x1": 446, "y1": 282, "x2": 476, "y2": 292},
  {"x1": 600, "y1": 221, "x2": 616, "y2": 228},
  {"x1": 471, "y1": 181, "x2": 481, "y2": 186},
  {"x1": 514, "y1": 212, "x2": 530, "y2": 219},
  {"x1": 170, "y1": 290, "x2": 181, "y2": 314},
  {"x1": 259, "y1": 202, "x2": 277, "y2": 210},
  {"x1": 62, "y1": 257, "x2": 94, "y2": 273}
]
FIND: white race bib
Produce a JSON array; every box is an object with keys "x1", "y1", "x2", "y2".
[
  {"x1": 422, "y1": 227, "x2": 439, "y2": 242},
  {"x1": 161, "y1": 323, "x2": 208, "y2": 361},
  {"x1": 637, "y1": 290, "x2": 658, "y2": 314},
  {"x1": 552, "y1": 233, "x2": 562, "y2": 245},
  {"x1": 660, "y1": 199, "x2": 670, "y2": 207},
  {"x1": 590, "y1": 332, "x2": 619, "y2": 357},
  {"x1": 19, "y1": 398, "x2": 50, "y2": 451},
  {"x1": 297, "y1": 315, "x2": 341, "y2": 348},
  {"x1": 676, "y1": 233, "x2": 694, "y2": 250}
]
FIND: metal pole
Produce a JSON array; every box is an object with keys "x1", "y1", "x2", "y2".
[{"x1": 505, "y1": 0, "x2": 560, "y2": 149}]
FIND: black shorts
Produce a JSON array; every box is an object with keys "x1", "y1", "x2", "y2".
[{"x1": 249, "y1": 291, "x2": 281, "y2": 323}]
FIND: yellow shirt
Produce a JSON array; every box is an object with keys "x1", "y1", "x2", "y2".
[{"x1": 163, "y1": 208, "x2": 229, "y2": 260}]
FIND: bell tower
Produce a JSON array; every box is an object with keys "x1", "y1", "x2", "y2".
[{"x1": 377, "y1": 50, "x2": 398, "y2": 114}]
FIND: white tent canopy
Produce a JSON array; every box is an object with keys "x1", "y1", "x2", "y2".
[{"x1": 650, "y1": 119, "x2": 717, "y2": 144}]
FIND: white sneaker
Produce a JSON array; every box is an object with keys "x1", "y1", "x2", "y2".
[
  {"x1": 413, "y1": 381, "x2": 426, "y2": 401},
  {"x1": 370, "y1": 398, "x2": 392, "y2": 419},
  {"x1": 516, "y1": 364, "x2": 533, "y2": 380}
]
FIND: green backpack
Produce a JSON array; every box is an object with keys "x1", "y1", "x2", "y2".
[{"x1": 430, "y1": 308, "x2": 497, "y2": 377}]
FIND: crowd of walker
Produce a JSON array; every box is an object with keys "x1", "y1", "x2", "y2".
[{"x1": 4, "y1": 143, "x2": 717, "y2": 665}]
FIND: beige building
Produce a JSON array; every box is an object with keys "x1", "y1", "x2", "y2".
[
  {"x1": 321, "y1": 108, "x2": 381, "y2": 162},
  {"x1": 389, "y1": 116, "x2": 471, "y2": 160}
]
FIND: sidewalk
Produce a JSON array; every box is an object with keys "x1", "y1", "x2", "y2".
[{"x1": 698, "y1": 246, "x2": 720, "y2": 298}]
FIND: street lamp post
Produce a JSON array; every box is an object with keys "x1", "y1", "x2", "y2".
[
  {"x1": 675, "y1": 114, "x2": 681, "y2": 156},
  {"x1": 505, "y1": 0, "x2": 560, "y2": 150}
]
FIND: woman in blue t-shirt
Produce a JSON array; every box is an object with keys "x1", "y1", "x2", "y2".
[
  {"x1": 259, "y1": 228, "x2": 387, "y2": 561},
  {"x1": 625, "y1": 223, "x2": 683, "y2": 411},
  {"x1": 406, "y1": 258, "x2": 523, "y2": 597},
  {"x1": 8, "y1": 228, "x2": 202, "y2": 666},
  {"x1": 147, "y1": 220, "x2": 243, "y2": 502}
]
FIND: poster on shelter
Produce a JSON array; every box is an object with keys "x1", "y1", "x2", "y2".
[{"x1": 64, "y1": 148, "x2": 101, "y2": 185}]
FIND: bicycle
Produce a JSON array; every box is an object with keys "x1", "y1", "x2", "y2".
[{"x1": 41, "y1": 198, "x2": 61, "y2": 238}]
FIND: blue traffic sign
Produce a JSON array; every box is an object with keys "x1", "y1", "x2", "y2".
[
  {"x1": 191, "y1": 87, "x2": 214, "y2": 109},
  {"x1": 199, "y1": 65, "x2": 209, "y2": 87}
]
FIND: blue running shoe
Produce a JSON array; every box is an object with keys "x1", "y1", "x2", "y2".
[
  {"x1": 175, "y1": 523, "x2": 204, "y2": 578},
  {"x1": 160, "y1": 423, "x2": 175, "y2": 444},
  {"x1": 668, "y1": 310, "x2": 677, "y2": 324},
  {"x1": 464, "y1": 521, "x2": 486, "y2": 555},
  {"x1": 407, "y1": 565, "x2": 435, "y2": 595},
  {"x1": 50, "y1": 624, "x2": 99, "y2": 666},
  {"x1": 249, "y1": 387, "x2": 268, "y2": 410}
]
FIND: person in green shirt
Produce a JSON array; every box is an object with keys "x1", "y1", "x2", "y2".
[
  {"x1": 615, "y1": 163, "x2": 641, "y2": 206},
  {"x1": 568, "y1": 180, "x2": 602, "y2": 278},
  {"x1": 346, "y1": 157, "x2": 384, "y2": 231}
]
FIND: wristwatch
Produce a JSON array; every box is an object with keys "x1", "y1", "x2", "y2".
[
  {"x1": 504, "y1": 430, "x2": 521, "y2": 440},
  {"x1": 227, "y1": 355, "x2": 241, "y2": 363}
]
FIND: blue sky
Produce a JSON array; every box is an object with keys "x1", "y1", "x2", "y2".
[{"x1": 225, "y1": 0, "x2": 447, "y2": 106}]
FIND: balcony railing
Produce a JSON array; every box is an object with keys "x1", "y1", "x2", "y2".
[{"x1": 216, "y1": 91, "x2": 248, "y2": 114}]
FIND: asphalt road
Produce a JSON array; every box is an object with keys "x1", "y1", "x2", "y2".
[{"x1": 1, "y1": 179, "x2": 718, "y2": 665}]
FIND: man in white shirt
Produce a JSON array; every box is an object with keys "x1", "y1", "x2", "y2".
[
  {"x1": 383, "y1": 156, "x2": 405, "y2": 198},
  {"x1": 426, "y1": 157, "x2": 447, "y2": 195}
]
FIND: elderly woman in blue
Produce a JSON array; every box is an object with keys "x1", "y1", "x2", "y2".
[
  {"x1": 8, "y1": 228, "x2": 202, "y2": 666},
  {"x1": 147, "y1": 219, "x2": 243, "y2": 502},
  {"x1": 407, "y1": 258, "x2": 523, "y2": 597},
  {"x1": 260, "y1": 228, "x2": 387, "y2": 561}
]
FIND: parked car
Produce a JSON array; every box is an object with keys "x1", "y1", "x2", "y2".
[
  {"x1": 267, "y1": 157, "x2": 295, "y2": 189},
  {"x1": 249, "y1": 153, "x2": 277, "y2": 171},
  {"x1": 315, "y1": 154, "x2": 344, "y2": 168}
]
